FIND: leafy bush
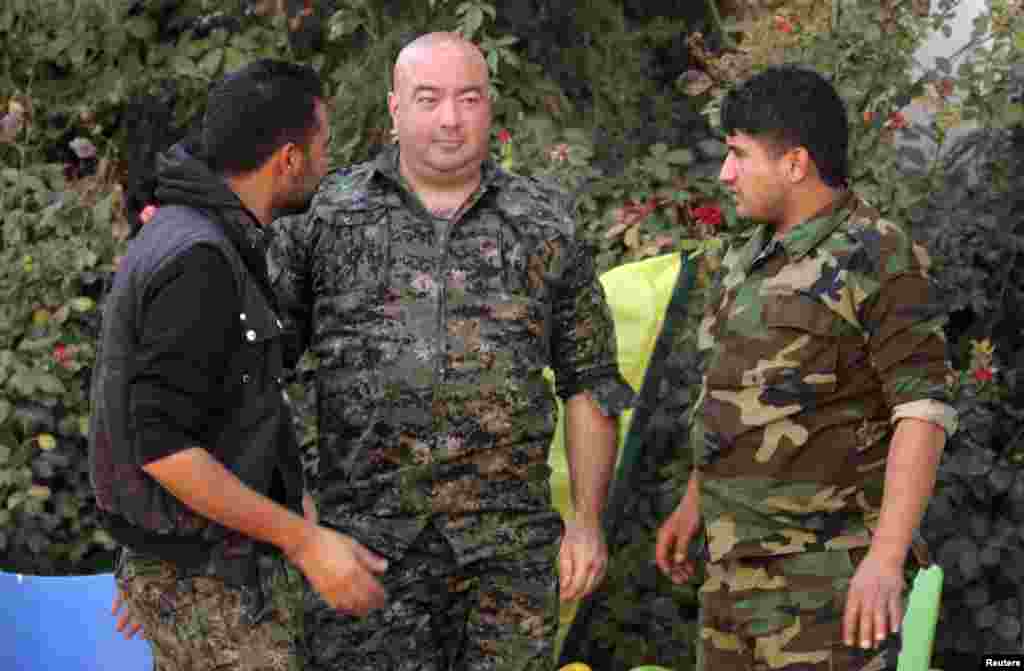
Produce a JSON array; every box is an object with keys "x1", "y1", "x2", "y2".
[{"x1": 0, "y1": 161, "x2": 123, "y2": 574}]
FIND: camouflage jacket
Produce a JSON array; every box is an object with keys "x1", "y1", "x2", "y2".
[
  {"x1": 268, "y1": 148, "x2": 633, "y2": 562},
  {"x1": 693, "y1": 191, "x2": 958, "y2": 563}
]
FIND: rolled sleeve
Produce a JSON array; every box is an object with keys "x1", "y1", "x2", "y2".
[
  {"x1": 549, "y1": 238, "x2": 634, "y2": 416},
  {"x1": 892, "y1": 398, "x2": 958, "y2": 437}
]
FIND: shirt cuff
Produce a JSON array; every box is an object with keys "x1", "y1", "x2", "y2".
[
  {"x1": 891, "y1": 399, "x2": 958, "y2": 437},
  {"x1": 561, "y1": 371, "x2": 636, "y2": 417}
]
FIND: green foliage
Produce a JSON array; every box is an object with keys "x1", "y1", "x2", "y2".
[
  {"x1": 720, "y1": 0, "x2": 1024, "y2": 224},
  {"x1": 0, "y1": 161, "x2": 123, "y2": 573},
  {"x1": 0, "y1": 0, "x2": 295, "y2": 164}
]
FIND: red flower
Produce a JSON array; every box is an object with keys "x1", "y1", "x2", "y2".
[
  {"x1": 863, "y1": 110, "x2": 876, "y2": 124},
  {"x1": 885, "y1": 111, "x2": 908, "y2": 130},
  {"x1": 774, "y1": 15, "x2": 795, "y2": 33},
  {"x1": 53, "y1": 344, "x2": 70, "y2": 366},
  {"x1": 974, "y1": 367, "x2": 994, "y2": 383},
  {"x1": 139, "y1": 204, "x2": 158, "y2": 225},
  {"x1": 497, "y1": 129, "x2": 512, "y2": 145},
  {"x1": 937, "y1": 78, "x2": 955, "y2": 98},
  {"x1": 692, "y1": 205, "x2": 723, "y2": 228}
]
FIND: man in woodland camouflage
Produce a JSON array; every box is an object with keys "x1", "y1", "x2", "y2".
[
  {"x1": 268, "y1": 33, "x2": 633, "y2": 671},
  {"x1": 655, "y1": 65, "x2": 958, "y2": 671}
]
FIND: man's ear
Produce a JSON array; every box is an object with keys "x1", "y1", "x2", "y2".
[
  {"x1": 387, "y1": 90, "x2": 398, "y2": 124},
  {"x1": 274, "y1": 142, "x2": 302, "y2": 178},
  {"x1": 788, "y1": 147, "x2": 813, "y2": 183}
]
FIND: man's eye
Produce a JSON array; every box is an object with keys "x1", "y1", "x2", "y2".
[
  {"x1": 461, "y1": 96, "x2": 479, "y2": 105},
  {"x1": 418, "y1": 97, "x2": 437, "y2": 105}
]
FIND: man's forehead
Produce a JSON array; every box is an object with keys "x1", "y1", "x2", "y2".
[{"x1": 394, "y1": 41, "x2": 488, "y2": 88}]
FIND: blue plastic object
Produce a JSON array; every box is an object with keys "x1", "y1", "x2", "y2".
[{"x1": 0, "y1": 571, "x2": 152, "y2": 671}]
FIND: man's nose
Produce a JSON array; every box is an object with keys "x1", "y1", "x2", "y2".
[
  {"x1": 438, "y1": 97, "x2": 460, "y2": 127},
  {"x1": 719, "y1": 154, "x2": 735, "y2": 183}
]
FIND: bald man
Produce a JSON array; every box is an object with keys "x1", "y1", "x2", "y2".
[{"x1": 268, "y1": 33, "x2": 634, "y2": 671}]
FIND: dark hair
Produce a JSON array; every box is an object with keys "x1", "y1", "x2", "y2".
[
  {"x1": 720, "y1": 64, "x2": 849, "y2": 188},
  {"x1": 202, "y1": 59, "x2": 323, "y2": 176}
]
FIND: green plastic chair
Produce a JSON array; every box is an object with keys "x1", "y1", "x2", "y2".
[{"x1": 896, "y1": 564, "x2": 944, "y2": 671}]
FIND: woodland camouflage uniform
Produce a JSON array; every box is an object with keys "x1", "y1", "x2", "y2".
[
  {"x1": 691, "y1": 191, "x2": 958, "y2": 670},
  {"x1": 268, "y1": 146, "x2": 633, "y2": 671}
]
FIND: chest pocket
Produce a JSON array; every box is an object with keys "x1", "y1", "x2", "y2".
[{"x1": 707, "y1": 294, "x2": 839, "y2": 403}]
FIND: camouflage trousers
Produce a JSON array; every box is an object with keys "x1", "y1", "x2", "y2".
[
  {"x1": 115, "y1": 549, "x2": 304, "y2": 671},
  {"x1": 304, "y1": 516, "x2": 562, "y2": 671},
  {"x1": 697, "y1": 548, "x2": 901, "y2": 671}
]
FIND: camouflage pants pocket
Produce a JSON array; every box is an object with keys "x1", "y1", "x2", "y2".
[
  {"x1": 697, "y1": 549, "x2": 899, "y2": 671},
  {"x1": 116, "y1": 551, "x2": 300, "y2": 671}
]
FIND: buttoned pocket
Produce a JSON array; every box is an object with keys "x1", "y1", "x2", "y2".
[{"x1": 707, "y1": 294, "x2": 839, "y2": 402}]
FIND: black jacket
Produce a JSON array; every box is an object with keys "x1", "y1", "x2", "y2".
[{"x1": 88, "y1": 143, "x2": 303, "y2": 585}]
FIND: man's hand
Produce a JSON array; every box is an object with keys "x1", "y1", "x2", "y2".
[
  {"x1": 302, "y1": 490, "x2": 318, "y2": 524},
  {"x1": 655, "y1": 474, "x2": 701, "y2": 584},
  {"x1": 286, "y1": 526, "x2": 389, "y2": 616},
  {"x1": 558, "y1": 519, "x2": 608, "y2": 602},
  {"x1": 842, "y1": 550, "x2": 905, "y2": 650},
  {"x1": 111, "y1": 589, "x2": 143, "y2": 640}
]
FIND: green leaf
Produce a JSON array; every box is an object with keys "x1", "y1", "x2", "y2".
[
  {"x1": 16, "y1": 334, "x2": 60, "y2": 353},
  {"x1": 69, "y1": 297, "x2": 95, "y2": 312},
  {"x1": 0, "y1": 401, "x2": 9, "y2": 425},
  {"x1": 91, "y1": 192, "x2": 114, "y2": 226},
  {"x1": 2, "y1": 169, "x2": 47, "y2": 194},
  {"x1": 6, "y1": 491, "x2": 25, "y2": 511},
  {"x1": 198, "y1": 48, "x2": 225, "y2": 78},
  {"x1": 223, "y1": 47, "x2": 247, "y2": 73},
  {"x1": 462, "y1": 6, "x2": 484, "y2": 37},
  {"x1": 125, "y1": 16, "x2": 157, "y2": 41},
  {"x1": 74, "y1": 248, "x2": 100, "y2": 270},
  {"x1": 665, "y1": 149, "x2": 694, "y2": 165},
  {"x1": 649, "y1": 143, "x2": 668, "y2": 157},
  {"x1": 999, "y1": 102, "x2": 1024, "y2": 128}
]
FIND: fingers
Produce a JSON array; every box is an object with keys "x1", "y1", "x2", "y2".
[
  {"x1": 654, "y1": 521, "x2": 678, "y2": 576},
  {"x1": 859, "y1": 589, "x2": 876, "y2": 650},
  {"x1": 888, "y1": 589, "x2": 903, "y2": 634},
  {"x1": 842, "y1": 585, "x2": 860, "y2": 647},
  {"x1": 354, "y1": 542, "x2": 389, "y2": 575},
  {"x1": 116, "y1": 613, "x2": 142, "y2": 639},
  {"x1": 844, "y1": 586, "x2": 896, "y2": 650},
  {"x1": 340, "y1": 568, "x2": 386, "y2": 616},
  {"x1": 558, "y1": 539, "x2": 576, "y2": 602},
  {"x1": 579, "y1": 555, "x2": 607, "y2": 599},
  {"x1": 112, "y1": 592, "x2": 143, "y2": 639}
]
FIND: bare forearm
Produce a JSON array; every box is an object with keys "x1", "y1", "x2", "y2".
[
  {"x1": 142, "y1": 447, "x2": 316, "y2": 559},
  {"x1": 564, "y1": 392, "x2": 619, "y2": 526},
  {"x1": 870, "y1": 418, "x2": 946, "y2": 566}
]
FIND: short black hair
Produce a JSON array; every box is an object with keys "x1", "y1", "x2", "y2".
[
  {"x1": 202, "y1": 59, "x2": 323, "y2": 176},
  {"x1": 720, "y1": 65, "x2": 849, "y2": 188}
]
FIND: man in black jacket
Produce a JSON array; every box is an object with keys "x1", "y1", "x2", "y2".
[{"x1": 89, "y1": 59, "x2": 387, "y2": 671}]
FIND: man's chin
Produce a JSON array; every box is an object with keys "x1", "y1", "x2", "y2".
[
  {"x1": 425, "y1": 155, "x2": 483, "y2": 178},
  {"x1": 272, "y1": 194, "x2": 315, "y2": 220}
]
